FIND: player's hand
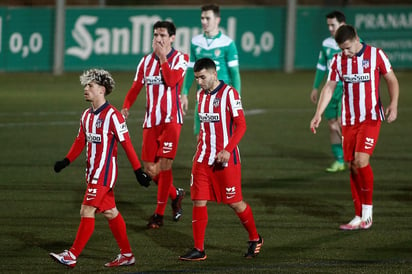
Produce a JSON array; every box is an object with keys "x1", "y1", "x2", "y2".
[
  {"x1": 134, "y1": 168, "x2": 151, "y2": 187},
  {"x1": 310, "y1": 88, "x2": 318, "y2": 104},
  {"x1": 310, "y1": 115, "x2": 321, "y2": 134},
  {"x1": 121, "y1": 108, "x2": 129, "y2": 119},
  {"x1": 54, "y1": 158, "x2": 70, "y2": 173},
  {"x1": 385, "y1": 104, "x2": 398, "y2": 123},
  {"x1": 180, "y1": 94, "x2": 189, "y2": 115}
]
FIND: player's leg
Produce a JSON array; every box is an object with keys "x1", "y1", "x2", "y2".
[
  {"x1": 49, "y1": 203, "x2": 96, "y2": 268},
  {"x1": 324, "y1": 98, "x2": 345, "y2": 172},
  {"x1": 103, "y1": 206, "x2": 135, "y2": 267},
  {"x1": 339, "y1": 125, "x2": 362, "y2": 230},
  {"x1": 354, "y1": 120, "x2": 381, "y2": 230},
  {"x1": 179, "y1": 162, "x2": 209, "y2": 261}
]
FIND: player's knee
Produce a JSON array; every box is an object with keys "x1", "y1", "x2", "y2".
[{"x1": 103, "y1": 207, "x2": 119, "y2": 220}]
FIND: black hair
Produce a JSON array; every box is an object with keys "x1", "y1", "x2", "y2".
[
  {"x1": 153, "y1": 21, "x2": 176, "y2": 36},
  {"x1": 326, "y1": 10, "x2": 346, "y2": 24},
  {"x1": 194, "y1": 58, "x2": 216, "y2": 72},
  {"x1": 201, "y1": 4, "x2": 220, "y2": 17},
  {"x1": 335, "y1": 25, "x2": 357, "y2": 45}
]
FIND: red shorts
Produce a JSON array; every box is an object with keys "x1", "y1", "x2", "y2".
[
  {"x1": 142, "y1": 123, "x2": 181, "y2": 162},
  {"x1": 82, "y1": 184, "x2": 115, "y2": 213},
  {"x1": 342, "y1": 119, "x2": 381, "y2": 162},
  {"x1": 190, "y1": 161, "x2": 243, "y2": 204}
]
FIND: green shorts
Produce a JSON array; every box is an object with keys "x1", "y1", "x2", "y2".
[{"x1": 324, "y1": 86, "x2": 343, "y2": 120}]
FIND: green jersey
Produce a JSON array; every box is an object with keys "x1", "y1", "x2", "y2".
[
  {"x1": 182, "y1": 31, "x2": 241, "y2": 95},
  {"x1": 313, "y1": 36, "x2": 343, "y2": 98}
]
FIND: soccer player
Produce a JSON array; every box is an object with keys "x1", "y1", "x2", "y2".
[
  {"x1": 310, "y1": 25, "x2": 399, "y2": 230},
  {"x1": 310, "y1": 11, "x2": 346, "y2": 172},
  {"x1": 121, "y1": 21, "x2": 188, "y2": 228},
  {"x1": 179, "y1": 58, "x2": 262, "y2": 261},
  {"x1": 49, "y1": 69, "x2": 151, "y2": 268},
  {"x1": 181, "y1": 4, "x2": 241, "y2": 138}
]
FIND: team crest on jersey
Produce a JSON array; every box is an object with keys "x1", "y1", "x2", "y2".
[
  {"x1": 362, "y1": 60, "x2": 370, "y2": 69},
  {"x1": 214, "y1": 48, "x2": 221, "y2": 57},
  {"x1": 96, "y1": 118, "x2": 103, "y2": 128},
  {"x1": 213, "y1": 97, "x2": 221, "y2": 107}
]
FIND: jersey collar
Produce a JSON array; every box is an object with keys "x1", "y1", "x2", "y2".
[
  {"x1": 206, "y1": 80, "x2": 224, "y2": 95},
  {"x1": 91, "y1": 101, "x2": 109, "y2": 115},
  {"x1": 356, "y1": 42, "x2": 367, "y2": 57}
]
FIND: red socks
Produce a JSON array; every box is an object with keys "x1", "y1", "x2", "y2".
[
  {"x1": 155, "y1": 169, "x2": 173, "y2": 215},
  {"x1": 108, "y1": 213, "x2": 132, "y2": 254},
  {"x1": 192, "y1": 206, "x2": 208, "y2": 251},
  {"x1": 236, "y1": 204, "x2": 259, "y2": 241},
  {"x1": 350, "y1": 172, "x2": 362, "y2": 217},
  {"x1": 70, "y1": 217, "x2": 95, "y2": 258},
  {"x1": 358, "y1": 164, "x2": 374, "y2": 205}
]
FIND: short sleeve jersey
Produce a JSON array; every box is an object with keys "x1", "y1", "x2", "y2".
[
  {"x1": 328, "y1": 43, "x2": 392, "y2": 126},
  {"x1": 194, "y1": 81, "x2": 244, "y2": 166},
  {"x1": 189, "y1": 32, "x2": 239, "y2": 85}
]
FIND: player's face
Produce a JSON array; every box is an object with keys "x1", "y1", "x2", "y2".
[
  {"x1": 194, "y1": 68, "x2": 218, "y2": 92},
  {"x1": 83, "y1": 81, "x2": 104, "y2": 102},
  {"x1": 153, "y1": 28, "x2": 174, "y2": 50},
  {"x1": 327, "y1": 18, "x2": 345, "y2": 37},
  {"x1": 201, "y1": 10, "x2": 220, "y2": 34},
  {"x1": 339, "y1": 37, "x2": 362, "y2": 58}
]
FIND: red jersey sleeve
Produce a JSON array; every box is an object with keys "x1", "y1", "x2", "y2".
[
  {"x1": 123, "y1": 58, "x2": 145, "y2": 110},
  {"x1": 160, "y1": 53, "x2": 189, "y2": 88},
  {"x1": 65, "y1": 122, "x2": 86, "y2": 162},
  {"x1": 224, "y1": 88, "x2": 246, "y2": 152}
]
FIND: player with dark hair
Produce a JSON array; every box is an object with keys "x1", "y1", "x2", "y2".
[
  {"x1": 181, "y1": 4, "x2": 241, "y2": 139},
  {"x1": 121, "y1": 21, "x2": 189, "y2": 228},
  {"x1": 179, "y1": 58, "x2": 262, "y2": 261},
  {"x1": 310, "y1": 25, "x2": 399, "y2": 230},
  {"x1": 310, "y1": 10, "x2": 346, "y2": 172},
  {"x1": 49, "y1": 69, "x2": 151, "y2": 268}
]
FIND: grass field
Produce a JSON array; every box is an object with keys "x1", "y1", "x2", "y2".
[{"x1": 1, "y1": 70, "x2": 411, "y2": 274}]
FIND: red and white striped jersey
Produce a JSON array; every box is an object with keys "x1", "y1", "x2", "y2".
[
  {"x1": 66, "y1": 102, "x2": 141, "y2": 188},
  {"x1": 194, "y1": 81, "x2": 246, "y2": 166},
  {"x1": 328, "y1": 43, "x2": 392, "y2": 126},
  {"x1": 123, "y1": 48, "x2": 189, "y2": 128}
]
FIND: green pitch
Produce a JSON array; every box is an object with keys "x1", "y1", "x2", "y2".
[{"x1": 1, "y1": 70, "x2": 411, "y2": 273}]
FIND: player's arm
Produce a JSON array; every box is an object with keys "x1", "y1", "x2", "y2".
[
  {"x1": 122, "y1": 60, "x2": 145, "y2": 119},
  {"x1": 227, "y1": 42, "x2": 242, "y2": 94},
  {"x1": 223, "y1": 89, "x2": 246, "y2": 153},
  {"x1": 54, "y1": 122, "x2": 86, "y2": 172},
  {"x1": 160, "y1": 54, "x2": 188, "y2": 88},
  {"x1": 310, "y1": 49, "x2": 327, "y2": 104},
  {"x1": 113, "y1": 113, "x2": 151, "y2": 187},
  {"x1": 310, "y1": 80, "x2": 337, "y2": 133},
  {"x1": 181, "y1": 66, "x2": 194, "y2": 115},
  {"x1": 229, "y1": 66, "x2": 241, "y2": 94},
  {"x1": 383, "y1": 70, "x2": 399, "y2": 123}
]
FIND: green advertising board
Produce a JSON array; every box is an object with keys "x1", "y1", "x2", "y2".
[
  {"x1": 0, "y1": 7, "x2": 53, "y2": 71},
  {"x1": 64, "y1": 7, "x2": 284, "y2": 71},
  {"x1": 0, "y1": 6, "x2": 411, "y2": 72}
]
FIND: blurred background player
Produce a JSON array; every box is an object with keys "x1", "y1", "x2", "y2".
[
  {"x1": 179, "y1": 58, "x2": 262, "y2": 261},
  {"x1": 310, "y1": 11, "x2": 346, "y2": 172},
  {"x1": 181, "y1": 4, "x2": 241, "y2": 139},
  {"x1": 121, "y1": 21, "x2": 188, "y2": 229},
  {"x1": 50, "y1": 69, "x2": 150, "y2": 268},
  {"x1": 310, "y1": 25, "x2": 399, "y2": 230}
]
